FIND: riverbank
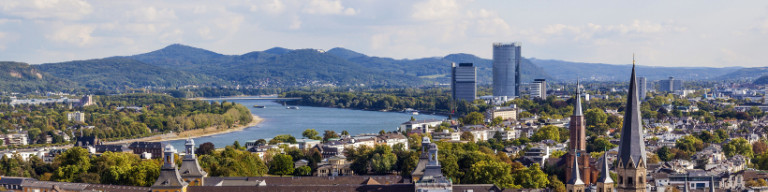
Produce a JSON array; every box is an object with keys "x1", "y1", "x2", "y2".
[{"x1": 105, "y1": 114, "x2": 264, "y2": 144}]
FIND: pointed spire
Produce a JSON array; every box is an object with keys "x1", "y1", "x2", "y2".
[
  {"x1": 574, "y1": 79, "x2": 583, "y2": 116},
  {"x1": 567, "y1": 150, "x2": 585, "y2": 185},
  {"x1": 597, "y1": 151, "x2": 614, "y2": 184},
  {"x1": 617, "y1": 56, "x2": 647, "y2": 168}
]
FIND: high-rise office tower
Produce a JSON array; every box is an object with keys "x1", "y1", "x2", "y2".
[
  {"x1": 638, "y1": 77, "x2": 647, "y2": 99},
  {"x1": 492, "y1": 43, "x2": 521, "y2": 98},
  {"x1": 658, "y1": 77, "x2": 683, "y2": 92},
  {"x1": 451, "y1": 63, "x2": 476, "y2": 102},
  {"x1": 530, "y1": 79, "x2": 547, "y2": 98}
]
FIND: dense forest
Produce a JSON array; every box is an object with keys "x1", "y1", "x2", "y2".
[{"x1": 0, "y1": 94, "x2": 252, "y2": 148}]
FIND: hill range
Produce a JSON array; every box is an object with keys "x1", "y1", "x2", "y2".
[{"x1": 0, "y1": 44, "x2": 760, "y2": 92}]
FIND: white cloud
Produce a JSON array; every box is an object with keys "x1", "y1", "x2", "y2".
[
  {"x1": 302, "y1": 0, "x2": 356, "y2": 15},
  {"x1": 251, "y1": 0, "x2": 285, "y2": 15},
  {"x1": 0, "y1": 0, "x2": 93, "y2": 20},
  {"x1": 411, "y1": 0, "x2": 459, "y2": 20},
  {"x1": 46, "y1": 25, "x2": 95, "y2": 46},
  {"x1": 289, "y1": 16, "x2": 302, "y2": 29},
  {"x1": 127, "y1": 6, "x2": 177, "y2": 22}
]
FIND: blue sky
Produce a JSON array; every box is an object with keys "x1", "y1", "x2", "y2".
[{"x1": 1, "y1": 0, "x2": 767, "y2": 67}]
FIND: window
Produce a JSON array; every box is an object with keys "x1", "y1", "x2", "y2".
[
  {"x1": 628, "y1": 177, "x2": 633, "y2": 185},
  {"x1": 619, "y1": 176, "x2": 623, "y2": 184}
]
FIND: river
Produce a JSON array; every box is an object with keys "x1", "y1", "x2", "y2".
[{"x1": 168, "y1": 99, "x2": 446, "y2": 149}]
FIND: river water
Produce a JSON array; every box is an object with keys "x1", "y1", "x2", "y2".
[{"x1": 168, "y1": 99, "x2": 446, "y2": 149}]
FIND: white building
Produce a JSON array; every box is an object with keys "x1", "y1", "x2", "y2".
[
  {"x1": 432, "y1": 130, "x2": 461, "y2": 141},
  {"x1": 67, "y1": 111, "x2": 85, "y2": 123},
  {"x1": 399, "y1": 119, "x2": 443, "y2": 133}
]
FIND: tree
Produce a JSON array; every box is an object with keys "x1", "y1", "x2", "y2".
[
  {"x1": 268, "y1": 154, "x2": 294, "y2": 176},
  {"x1": 531, "y1": 125, "x2": 560, "y2": 142},
  {"x1": 586, "y1": 136, "x2": 617, "y2": 153},
  {"x1": 461, "y1": 131, "x2": 475, "y2": 142},
  {"x1": 675, "y1": 135, "x2": 704, "y2": 155},
  {"x1": 585, "y1": 108, "x2": 608, "y2": 127},
  {"x1": 466, "y1": 160, "x2": 517, "y2": 189},
  {"x1": 754, "y1": 141, "x2": 768, "y2": 155},
  {"x1": 723, "y1": 138, "x2": 753, "y2": 158},
  {"x1": 196, "y1": 142, "x2": 215, "y2": 155},
  {"x1": 323, "y1": 130, "x2": 340, "y2": 142},
  {"x1": 461, "y1": 112, "x2": 485, "y2": 125},
  {"x1": 302, "y1": 129, "x2": 321, "y2": 140},
  {"x1": 370, "y1": 153, "x2": 397, "y2": 174},
  {"x1": 515, "y1": 163, "x2": 549, "y2": 189},
  {"x1": 233, "y1": 141, "x2": 242, "y2": 149},
  {"x1": 294, "y1": 166, "x2": 311, "y2": 176},
  {"x1": 52, "y1": 147, "x2": 92, "y2": 182},
  {"x1": 657, "y1": 146, "x2": 674, "y2": 162},
  {"x1": 269, "y1": 134, "x2": 297, "y2": 144},
  {"x1": 548, "y1": 175, "x2": 566, "y2": 192},
  {"x1": 490, "y1": 117, "x2": 503, "y2": 126},
  {"x1": 341, "y1": 130, "x2": 349, "y2": 136}
]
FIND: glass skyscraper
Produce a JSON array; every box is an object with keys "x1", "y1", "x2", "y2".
[{"x1": 492, "y1": 42, "x2": 521, "y2": 98}]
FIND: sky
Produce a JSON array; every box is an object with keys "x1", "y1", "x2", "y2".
[{"x1": 1, "y1": 0, "x2": 767, "y2": 67}]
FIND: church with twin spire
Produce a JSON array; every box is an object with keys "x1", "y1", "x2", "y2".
[{"x1": 566, "y1": 57, "x2": 647, "y2": 192}]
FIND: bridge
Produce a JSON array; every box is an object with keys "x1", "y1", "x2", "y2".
[{"x1": 194, "y1": 97, "x2": 302, "y2": 101}]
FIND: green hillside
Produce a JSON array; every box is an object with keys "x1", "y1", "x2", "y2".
[
  {"x1": 35, "y1": 57, "x2": 227, "y2": 90},
  {"x1": 0, "y1": 62, "x2": 77, "y2": 92}
]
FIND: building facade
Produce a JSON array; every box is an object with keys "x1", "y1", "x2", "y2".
[
  {"x1": 530, "y1": 79, "x2": 547, "y2": 98},
  {"x1": 492, "y1": 42, "x2": 521, "y2": 98},
  {"x1": 180, "y1": 139, "x2": 207, "y2": 186},
  {"x1": 659, "y1": 77, "x2": 683, "y2": 92},
  {"x1": 452, "y1": 63, "x2": 477, "y2": 102},
  {"x1": 638, "y1": 77, "x2": 647, "y2": 100}
]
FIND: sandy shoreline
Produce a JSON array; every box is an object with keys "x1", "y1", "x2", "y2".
[{"x1": 105, "y1": 114, "x2": 263, "y2": 144}]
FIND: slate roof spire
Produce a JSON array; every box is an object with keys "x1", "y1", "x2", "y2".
[
  {"x1": 596, "y1": 150, "x2": 614, "y2": 184},
  {"x1": 574, "y1": 79, "x2": 583, "y2": 116},
  {"x1": 617, "y1": 57, "x2": 647, "y2": 168},
  {"x1": 567, "y1": 150, "x2": 585, "y2": 185}
]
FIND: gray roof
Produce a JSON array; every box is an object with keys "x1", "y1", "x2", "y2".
[
  {"x1": 617, "y1": 64, "x2": 647, "y2": 168},
  {"x1": 596, "y1": 152, "x2": 614, "y2": 184},
  {"x1": 152, "y1": 166, "x2": 189, "y2": 189},
  {"x1": 567, "y1": 151, "x2": 585, "y2": 185},
  {"x1": 180, "y1": 154, "x2": 208, "y2": 177},
  {"x1": 574, "y1": 80, "x2": 583, "y2": 116}
]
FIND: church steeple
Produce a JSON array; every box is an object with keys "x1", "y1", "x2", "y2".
[
  {"x1": 568, "y1": 150, "x2": 584, "y2": 185},
  {"x1": 566, "y1": 79, "x2": 591, "y2": 185},
  {"x1": 574, "y1": 79, "x2": 583, "y2": 116},
  {"x1": 616, "y1": 55, "x2": 647, "y2": 192},
  {"x1": 617, "y1": 58, "x2": 647, "y2": 169},
  {"x1": 596, "y1": 151, "x2": 614, "y2": 192},
  {"x1": 567, "y1": 149, "x2": 586, "y2": 192}
]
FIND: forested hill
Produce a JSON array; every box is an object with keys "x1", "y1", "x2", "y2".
[
  {"x1": 35, "y1": 57, "x2": 227, "y2": 90},
  {"x1": 0, "y1": 44, "x2": 749, "y2": 93},
  {"x1": 529, "y1": 59, "x2": 742, "y2": 81},
  {"x1": 0, "y1": 62, "x2": 77, "y2": 92}
]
